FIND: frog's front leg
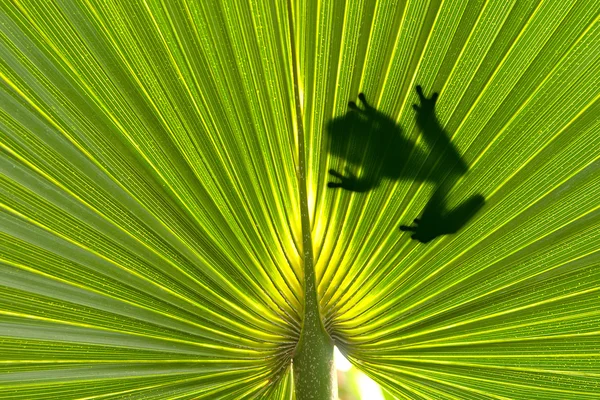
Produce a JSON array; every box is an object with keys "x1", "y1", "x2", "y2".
[{"x1": 327, "y1": 167, "x2": 372, "y2": 192}]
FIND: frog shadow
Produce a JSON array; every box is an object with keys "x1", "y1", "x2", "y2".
[{"x1": 326, "y1": 86, "x2": 485, "y2": 243}]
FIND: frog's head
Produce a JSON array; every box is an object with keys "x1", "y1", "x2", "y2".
[{"x1": 325, "y1": 110, "x2": 373, "y2": 166}]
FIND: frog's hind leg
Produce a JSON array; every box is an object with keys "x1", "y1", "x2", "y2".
[{"x1": 398, "y1": 146, "x2": 444, "y2": 183}]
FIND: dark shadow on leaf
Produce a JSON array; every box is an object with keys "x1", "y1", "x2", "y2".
[{"x1": 326, "y1": 86, "x2": 485, "y2": 243}]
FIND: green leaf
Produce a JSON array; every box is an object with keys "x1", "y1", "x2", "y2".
[{"x1": 1, "y1": 0, "x2": 598, "y2": 398}]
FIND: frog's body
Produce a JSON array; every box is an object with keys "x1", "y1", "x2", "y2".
[{"x1": 327, "y1": 89, "x2": 467, "y2": 191}]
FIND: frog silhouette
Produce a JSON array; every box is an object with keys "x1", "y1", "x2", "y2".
[{"x1": 326, "y1": 85, "x2": 485, "y2": 243}]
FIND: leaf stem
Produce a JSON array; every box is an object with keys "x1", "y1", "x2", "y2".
[{"x1": 285, "y1": 0, "x2": 335, "y2": 399}]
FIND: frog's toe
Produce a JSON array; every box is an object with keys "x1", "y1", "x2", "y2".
[{"x1": 400, "y1": 224, "x2": 416, "y2": 232}]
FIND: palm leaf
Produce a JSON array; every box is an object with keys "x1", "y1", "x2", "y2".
[{"x1": 1, "y1": 0, "x2": 598, "y2": 398}]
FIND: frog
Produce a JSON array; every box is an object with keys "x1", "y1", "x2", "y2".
[{"x1": 326, "y1": 85, "x2": 485, "y2": 243}]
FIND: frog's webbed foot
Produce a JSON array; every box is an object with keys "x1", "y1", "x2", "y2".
[
  {"x1": 328, "y1": 167, "x2": 371, "y2": 192},
  {"x1": 399, "y1": 219, "x2": 420, "y2": 232},
  {"x1": 348, "y1": 93, "x2": 371, "y2": 113},
  {"x1": 328, "y1": 167, "x2": 358, "y2": 190},
  {"x1": 400, "y1": 217, "x2": 439, "y2": 244},
  {"x1": 400, "y1": 194, "x2": 485, "y2": 243},
  {"x1": 413, "y1": 85, "x2": 438, "y2": 114}
]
